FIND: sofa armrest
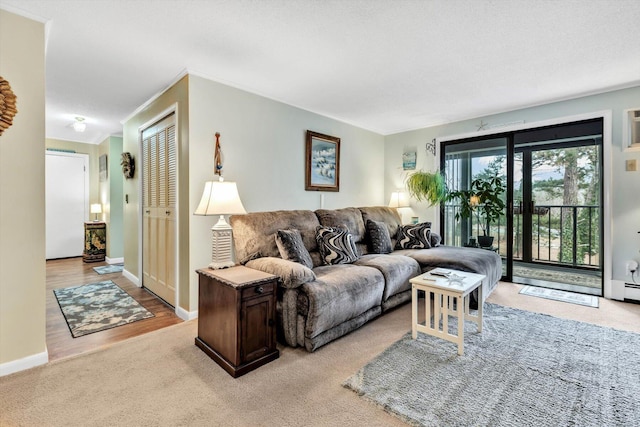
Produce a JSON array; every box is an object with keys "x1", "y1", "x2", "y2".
[{"x1": 245, "y1": 257, "x2": 316, "y2": 289}]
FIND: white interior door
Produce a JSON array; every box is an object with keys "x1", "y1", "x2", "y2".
[{"x1": 45, "y1": 152, "x2": 89, "y2": 259}]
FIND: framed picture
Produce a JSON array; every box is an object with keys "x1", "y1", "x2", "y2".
[
  {"x1": 402, "y1": 151, "x2": 417, "y2": 170},
  {"x1": 305, "y1": 130, "x2": 340, "y2": 192},
  {"x1": 99, "y1": 154, "x2": 108, "y2": 182}
]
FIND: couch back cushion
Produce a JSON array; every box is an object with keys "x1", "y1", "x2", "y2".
[
  {"x1": 359, "y1": 206, "x2": 403, "y2": 248},
  {"x1": 315, "y1": 207, "x2": 367, "y2": 255},
  {"x1": 230, "y1": 210, "x2": 320, "y2": 265}
]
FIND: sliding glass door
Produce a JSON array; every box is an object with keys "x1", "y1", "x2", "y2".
[{"x1": 442, "y1": 118, "x2": 603, "y2": 296}]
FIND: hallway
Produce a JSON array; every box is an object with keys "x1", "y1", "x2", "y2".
[{"x1": 46, "y1": 258, "x2": 182, "y2": 361}]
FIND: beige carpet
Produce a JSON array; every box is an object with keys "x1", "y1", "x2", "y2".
[{"x1": 2, "y1": 282, "x2": 639, "y2": 426}]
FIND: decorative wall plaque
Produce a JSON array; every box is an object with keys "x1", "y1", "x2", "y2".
[{"x1": 0, "y1": 76, "x2": 18, "y2": 136}]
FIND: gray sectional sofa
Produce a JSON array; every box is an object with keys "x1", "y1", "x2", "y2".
[{"x1": 230, "y1": 206, "x2": 501, "y2": 352}]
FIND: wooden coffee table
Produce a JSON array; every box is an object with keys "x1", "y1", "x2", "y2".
[{"x1": 410, "y1": 269, "x2": 486, "y2": 355}]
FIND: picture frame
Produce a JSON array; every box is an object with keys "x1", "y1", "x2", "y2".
[
  {"x1": 305, "y1": 130, "x2": 340, "y2": 192},
  {"x1": 99, "y1": 154, "x2": 108, "y2": 182},
  {"x1": 402, "y1": 151, "x2": 417, "y2": 170}
]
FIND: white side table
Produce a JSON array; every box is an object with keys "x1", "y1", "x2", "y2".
[{"x1": 410, "y1": 269, "x2": 485, "y2": 355}]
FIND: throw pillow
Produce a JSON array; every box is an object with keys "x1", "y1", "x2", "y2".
[
  {"x1": 395, "y1": 222, "x2": 432, "y2": 249},
  {"x1": 430, "y1": 231, "x2": 442, "y2": 247},
  {"x1": 275, "y1": 229, "x2": 314, "y2": 269},
  {"x1": 315, "y1": 226, "x2": 359, "y2": 265},
  {"x1": 366, "y1": 219, "x2": 392, "y2": 254}
]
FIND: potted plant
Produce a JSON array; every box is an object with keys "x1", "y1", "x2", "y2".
[
  {"x1": 447, "y1": 177, "x2": 506, "y2": 247},
  {"x1": 404, "y1": 170, "x2": 447, "y2": 206}
]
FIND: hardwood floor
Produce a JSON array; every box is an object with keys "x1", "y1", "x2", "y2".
[{"x1": 47, "y1": 257, "x2": 183, "y2": 361}]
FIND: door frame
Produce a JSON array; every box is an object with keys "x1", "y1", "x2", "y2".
[
  {"x1": 137, "y1": 104, "x2": 180, "y2": 311},
  {"x1": 437, "y1": 110, "x2": 613, "y2": 298},
  {"x1": 45, "y1": 150, "x2": 90, "y2": 259}
]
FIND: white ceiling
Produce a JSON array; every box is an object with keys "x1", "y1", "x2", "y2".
[{"x1": 2, "y1": 0, "x2": 640, "y2": 144}]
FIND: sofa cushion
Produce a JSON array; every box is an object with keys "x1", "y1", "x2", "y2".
[
  {"x1": 366, "y1": 219, "x2": 392, "y2": 254},
  {"x1": 355, "y1": 254, "x2": 421, "y2": 303},
  {"x1": 275, "y1": 229, "x2": 313, "y2": 269},
  {"x1": 315, "y1": 226, "x2": 359, "y2": 265},
  {"x1": 395, "y1": 222, "x2": 432, "y2": 249},
  {"x1": 301, "y1": 264, "x2": 384, "y2": 339},
  {"x1": 230, "y1": 210, "x2": 320, "y2": 264},
  {"x1": 359, "y1": 206, "x2": 403, "y2": 248},
  {"x1": 315, "y1": 207, "x2": 367, "y2": 244},
  {"x1": 245, "y1": 256, "x2": 316, "y2": 289}
]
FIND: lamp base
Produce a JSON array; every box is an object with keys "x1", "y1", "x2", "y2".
[
  {"x1": 209, "y1": 215, "x2": 236, "y2": 269},
  {"x1": 208, "y1": 260, "x2": 236, "y2": 270}
]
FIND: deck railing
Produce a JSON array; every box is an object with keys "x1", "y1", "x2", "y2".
[{"x1": 443, "y1": 203, "x2": 600, "y2": 268}]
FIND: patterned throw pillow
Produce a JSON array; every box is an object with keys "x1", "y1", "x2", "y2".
[
  {"x1": 366, "y1": 219, "x2": 392, "y2": 254},
  {"x1": 275, "y1": 229, "x2": 314, "y2": 269},
  {"x1": 315, "y1": 226, "x2": 359, "y2": 265},
  {"x1": 395, "y1": 222, "x2": 432, "y2": 249}
]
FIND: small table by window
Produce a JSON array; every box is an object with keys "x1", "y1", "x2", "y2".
[{"x1": 410, "y1": 269, "x2": 485, "y2": 356}]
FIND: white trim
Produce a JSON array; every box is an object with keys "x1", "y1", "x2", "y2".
[
  {"x1": 176, "y1": 306, "x2": 198, "y2": 321},
  {"x1": 0, "y1": 349, "x2": 48, "y2": 377},
  {"x1": 437, "y1": 110, "x2": 613, "y2": 299},
  {"x1": 106, "y1": 256, "x2": 124, "y2": 264},
  {"x1": 622, "y1": 107, "x2": 640, "y2": 152},
  {"x1": 122, "y1": 268, "x2": 140, "y2": 287}
]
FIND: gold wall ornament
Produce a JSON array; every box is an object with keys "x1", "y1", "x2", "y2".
[{"x1": 0, "y1": 76, "x2": 18, "y2": 136}]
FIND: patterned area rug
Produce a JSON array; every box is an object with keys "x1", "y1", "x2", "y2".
[
  {"x1": 519, "y1": 285, "x2": 599, "y2": 307},
  {"x1": 93, "y1": 264, "x2": 124, "y2": 275},
  {"x1": 343, "y1": 303, "x2": 640, "y2": 427},
  {"x1": 53, "y1": 280, "x2": 154, "y2": 338}
]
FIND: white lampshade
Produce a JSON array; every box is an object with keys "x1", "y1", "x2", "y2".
[
  {"x1": 194, "y1": 180, "x2": 247, "y2": 216},
  {"x1": 388, "y1": 191, "x2": 410, "y2": 208},
  {"x1": 194, "y1": 178, "x2": 246, "y2": 269},
  {"x1": 90, "y1": 203, "x2": 102, "y2": 221}
]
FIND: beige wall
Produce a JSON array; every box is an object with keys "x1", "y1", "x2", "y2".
[
  {"x1": 122, "y1": 75, "x2": 190, "y2": 310},
  {"x1": 187, "y1": 75, "x2": 385, "y2": 311},
  {"x1": 0, "y1": 10, "x2": 46, "y2": 369},
  {"x1": 123, "y1": 73, "x2": 385, "y2": 315}
]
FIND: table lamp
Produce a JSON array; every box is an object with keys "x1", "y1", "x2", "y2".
[
  {"x1": 90, "y1": 203, "x2": 102, "y2": 221},
  {"x1": 194, "y1": 177, "x2": 247, "y2": 269}
]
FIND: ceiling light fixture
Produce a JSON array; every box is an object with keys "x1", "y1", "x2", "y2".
[{"x1": 72, "y1": 116, "x2": 86, "y2": 132}]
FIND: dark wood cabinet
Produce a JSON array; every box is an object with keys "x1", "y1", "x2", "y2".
[
  {"x1": 195, "y1": 266, "x2": 279, "y2": 377},
  {"x1": 83, "y1": 222, "x2": 106, "y2": 263}
]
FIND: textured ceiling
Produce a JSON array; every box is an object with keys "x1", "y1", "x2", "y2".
[{"x1": 2, "y1": 0, "x2": 640, "y2": 144}]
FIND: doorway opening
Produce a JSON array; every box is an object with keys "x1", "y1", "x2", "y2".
[{"x1": 442, "y1": 118, "x2": 603, "y2": 296}]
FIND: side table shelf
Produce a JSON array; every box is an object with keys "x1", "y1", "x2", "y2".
[
  {"x1": 83, "y1": 221, "x2": 106, "y2": 263},
  {"x1": 195, "y1": 266, "x2": 279, "y2": 378}
]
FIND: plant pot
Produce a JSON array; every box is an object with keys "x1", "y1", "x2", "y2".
[{"x1": 477, "y1": 235, "x2": 494, "y2": 248}]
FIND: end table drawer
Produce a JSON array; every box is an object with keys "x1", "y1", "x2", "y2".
[{"x1": 241, "y1": 282, "x2": 275, "y2": 300}]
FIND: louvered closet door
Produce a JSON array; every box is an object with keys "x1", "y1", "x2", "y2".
[{"x1": 142, "y1": 116, "x2": 176, "y2": 306}]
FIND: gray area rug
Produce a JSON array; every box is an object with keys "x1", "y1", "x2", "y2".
[
  {"x1": 519, "y1": 285, "x2": 599, "y2": 307},
  {"x1": 343, "y1": 303, "x2": 640, "y2": 427},
  {"x1": 53, "y1": 280, "x2": 153, "y2": 338},
  {"x1": 92, "y1": 264, "x2": 124, "y2": 275}
]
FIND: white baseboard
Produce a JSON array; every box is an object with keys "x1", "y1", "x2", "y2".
[
  {"x1": 176, "y1": 306, "x2": 198, "y2": 321},
  {"x1": 122, "y1": 268, "x2": 140, "y2": 287},
  {"x1": 106, "y1": 256, "x2": 124, "y2": 264},
  {"x1": 0, "y1": 349, "x2": 48, "y2": 377}
]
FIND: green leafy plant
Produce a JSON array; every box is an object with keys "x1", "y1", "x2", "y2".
[
  {"x1": 405, "y1": 171, "x2": 447, "y2": 206},
  {"x1": 447, "y1": 177, "x2": 506, "y2": 236}
]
